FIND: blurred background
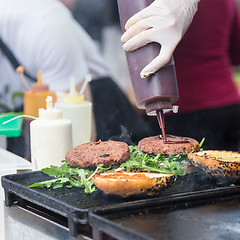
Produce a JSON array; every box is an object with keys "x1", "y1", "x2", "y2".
[
  {"x1": 60, "y1": 0, "x2": 135, "y2": 103},
  {"x1": 1, "y1": 0, "x2": 240, "y2": 158}
]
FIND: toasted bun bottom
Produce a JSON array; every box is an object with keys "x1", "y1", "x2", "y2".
[
  {"x1": 188, "y1": 150, "x2": 240, "y2": 179},
  {"x1": 92, "y1": 171, "x2": 174, "y2": 198}
]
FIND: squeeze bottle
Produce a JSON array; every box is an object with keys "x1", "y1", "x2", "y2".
[
  {"x1": 30, "y1": 96, "x2": 72, "y2": 170},
  {"x1": 55, "y1": 77, "x2": 92, "y2": 147},
  {"x1": 117, "y1": 0, "x2": 179, "y2": 116},
  {"x1": 21, "y1": 70, "x2": 57, "y2": 161},
  {"x1": 24, "y1": 70, "x2": 56, "y2": 117}
]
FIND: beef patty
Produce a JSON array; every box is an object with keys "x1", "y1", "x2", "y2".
[
  {"x1": 65, "y1": 140, "x2": 130, "y2": 168},
  {"x1": 138, "y1": 135, "x2": 199, "y2": 155}
]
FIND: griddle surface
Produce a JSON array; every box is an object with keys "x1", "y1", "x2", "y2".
[
  {"x1": 2, "y1": 170, "x2": 240, "y2": 237},
  {"x1": 89, "y1": 199, "x2": 240, "y2": 240}
]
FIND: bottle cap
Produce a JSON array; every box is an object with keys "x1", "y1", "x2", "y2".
[
  {"x1": 31, "y1": 70, "x2": 49, "y2": 91},
  {"x1": 146, "y1": 101, "x2": 173, "y2": 116},
  {"x1": 62, "y1": 94, "x2": 84, "y2": 104},
  {"x1": 39, "y1": 96, "x2": 62, "y2": 120},
  {"x1": 62, "y1": 77, "x2": 84, "y2": 104}
]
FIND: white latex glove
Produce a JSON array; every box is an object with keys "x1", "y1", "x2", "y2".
[{"x1": 121, "y1": 0, "x2": 200, "y2": 79}]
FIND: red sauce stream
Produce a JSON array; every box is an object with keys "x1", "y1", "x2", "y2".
[{"x1": 156, "y1": 110, "x2": 190, "y2": 144}]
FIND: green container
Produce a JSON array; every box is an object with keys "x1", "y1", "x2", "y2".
[{"x1": 0, "y1": 112, "x2": 23, "y2": 137}]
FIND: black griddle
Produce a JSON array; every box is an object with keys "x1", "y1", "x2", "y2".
[
  {"x1": 89, "y1": 198, "x2": 240, "y2": 240},
  {"x1": 2, "y1": 170, "x2": 240, "y2": 238}
]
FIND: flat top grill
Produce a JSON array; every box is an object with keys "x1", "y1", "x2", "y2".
[
  {"x1": 2, "y1": 170, "x2": 240, "y2": 237},
  {"x1": 88, "y1": 198, "x2": 240, "y2": 240}
]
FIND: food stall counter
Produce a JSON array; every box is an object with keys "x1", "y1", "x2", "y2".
[{"x1": 0, "y1": 148, "x2": 31, "y2": 239}]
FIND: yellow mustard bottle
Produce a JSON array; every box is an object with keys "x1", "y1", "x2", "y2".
[{"x1": 55, "y1": 77, "x2": 92, "y2": 147}]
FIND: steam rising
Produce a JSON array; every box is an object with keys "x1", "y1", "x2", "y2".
[{"x1": 109, "y1": 125, "x2": 134, "y2": 145}]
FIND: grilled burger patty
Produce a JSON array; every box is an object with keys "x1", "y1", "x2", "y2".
[
  {"x1": 65, "y1": 140, "x2": 130, "y2": 168},
  {"x1": 138, "y1": 135, "x2": 199, "y2": 155}
]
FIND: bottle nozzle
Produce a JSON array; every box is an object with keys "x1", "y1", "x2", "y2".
[
  {"x1": 79, "y1": 74, "x2": 92, "y2": 95},
  {"x1": 37, "y1": 70, "x2": 43, "y2": 85},
  {"x1": 38, "y1": 96, "x2": 62, "y2": 120},
  {"x1": 70, "y1": 77, "x2": 77, "y2": 97},
  {"x1": 46, "y1": 96, "x2": 53, "y2": 110},
  {"x1": 61, "y1": 76, "x2": 87, "y2": 104},
  {"x1": 30, "y1": 70, "x2": 48, "y2": 91}
]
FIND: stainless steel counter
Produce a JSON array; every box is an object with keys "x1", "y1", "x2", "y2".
[
  {"x1": 0, "y1": 148, "x2": 31, "y2": 239},
  {"x1": 4, "y1": 205, "x2": 91, "y2": 240}
]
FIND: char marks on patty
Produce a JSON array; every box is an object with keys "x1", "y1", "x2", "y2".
[
  {"x1": 65, "y1": 140, "x2": 130, "y2": 168},
  {"x1": 138, "y1": 135, "x2": 199, "y2": 155}
]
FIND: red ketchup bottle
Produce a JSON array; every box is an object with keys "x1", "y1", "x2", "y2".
[{"x1": 117, "y1": 0, "x2": 179, "y2": 142}]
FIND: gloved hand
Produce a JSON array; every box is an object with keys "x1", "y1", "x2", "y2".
[{"x1": 121, "y1": 0, "x2": 200, "y2": 78}]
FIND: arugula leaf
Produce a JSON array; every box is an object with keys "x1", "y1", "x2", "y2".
[
  {"x1": 121, "y1": 145, "x2": 186, "y2": 177},
  {"x1": 28, "y1": 178, "x2": 69, "y2": 189},
  {"x1": 29, "y1": 161, "x2": 97, "y2": 193},
  {"x1": 198, "y1": 138, "x2": 205, "y2": 151}
]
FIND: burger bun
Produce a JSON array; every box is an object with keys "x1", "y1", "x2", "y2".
[{"x1": 92, "y1": 171, "x2": 174, "y2": 198}]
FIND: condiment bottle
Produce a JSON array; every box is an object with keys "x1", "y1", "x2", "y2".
[
  {"x1": 21, "y1": 69, "x2": 57, "y2": 161},
  {"x1": 30, "y1": 96, "x2": 72, "y2": 170},
  {"x1": 24, "y1": 70, "x2": 57, "y2": 117},
  {"x1": 117, "y1": 0, "x2": 179, "y2": 116},
  {"x1": 55, "y1": 76, "x2": 92, "y2": 147}
]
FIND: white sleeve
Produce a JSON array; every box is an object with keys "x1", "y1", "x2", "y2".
[
  {"x1": 34, "y1": 11, "x2": 88, "y2": 92},
  {"x1": 74, "y1": 24, "x2": 111, "y2": 80},
  {"x1": 33, "y1": 5, "x2": 110, "y2": 92}
]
